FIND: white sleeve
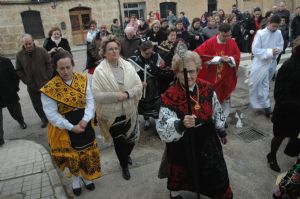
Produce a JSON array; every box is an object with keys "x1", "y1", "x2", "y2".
[
  {"x1": 155, "y1": 107, "x2": 185, "y2": 143},
  {"x1": 41, "y1": 94, "x2": 74, "y2": 131},
  {"x1": 82, "y1": 80, "x2": 95, "y2": 122},
  {"x1": 252, "y1": 33, "x2": 274, "y2": 60},
  {"x1": 212, "y1": 92, "x2": 226, "y2": 131}
]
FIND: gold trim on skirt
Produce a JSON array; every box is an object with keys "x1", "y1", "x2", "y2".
[{"x1": 47, "y1": 123, "x2": 102, "y2": 180}]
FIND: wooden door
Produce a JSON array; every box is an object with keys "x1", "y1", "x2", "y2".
[{"x1": 69, "y1": 7, "x2": 91, "y2": 45}]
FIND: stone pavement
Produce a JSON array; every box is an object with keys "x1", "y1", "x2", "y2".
[
  {"x1": 0, "y1": 140, "x2": 67, "y2": 199},
  {"x1": 1, "y1": 48, "x2": 295, "y2": 199}
]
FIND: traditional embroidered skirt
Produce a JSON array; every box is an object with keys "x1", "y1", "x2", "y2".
[{"x1": 48, "y1": 109, "x2": 102, "y2": 180}]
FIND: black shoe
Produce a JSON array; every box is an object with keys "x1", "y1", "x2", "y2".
[
  {"x1": 128, "y1": 156, "x2": 133, "y2": 165},
  {"x1": 18, "y1": 121, "x2": 27, "y2": 129},
  {"x1": 0, "y1": 139, "x2": 4, "y2": 146},
  {"x1": 264, "y1": 107, "x2": 272, "y2": 118},
  {"x1": 41, "y1": 120, "x2": 48, "y2": 128},
  {"x1": 267, "y1": 153, "x2": 281, "y2": 172},
  {"x1": 170, "y1": 193, "x2": 184, "y2": 199},
  {"x1": 122, "y1": 167, "x2": 131, "y2": 180},
  {"x1": 225, "y1": 122, "x2": 228, "y2": 128},
  {"x1": 72, "y1": 186, "x2": 82, "y2": 196},
  {"x1": 144, "y1": 120, "x2": 150, "y2": 130},
  {"x1": 81, "y1": 178, "x2": 95, "y2": 191}
]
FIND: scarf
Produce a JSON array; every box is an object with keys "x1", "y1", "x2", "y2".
[
  {"x1": 92, "y1": 57, "x2": 142, "y2": 142},
  {"x1": 51, "y1": 36, "x2": 61, "y2": 46}
]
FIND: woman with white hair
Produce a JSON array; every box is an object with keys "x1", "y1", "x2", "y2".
[
  {"x1": 120, "y1": 26, "x2": 141, "y2": 59},
  {"x1": 156, "y1": 42, "x2": 232, "y2": 199}
]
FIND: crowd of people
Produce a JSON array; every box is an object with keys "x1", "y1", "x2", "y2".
[{"x1": 0, "y1": 1, "x2": 300, "y2": 198}]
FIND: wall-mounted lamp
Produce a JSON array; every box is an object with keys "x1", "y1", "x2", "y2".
[{"x1": 51, "y1": 0, "x2": 57, "y2": 9}]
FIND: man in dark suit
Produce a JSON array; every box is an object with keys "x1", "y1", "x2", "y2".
[{"x1": 0, "y1": 56, "x2": 27, "y2": 146}]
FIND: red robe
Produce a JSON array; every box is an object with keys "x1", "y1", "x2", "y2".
[{"x1": 194, "y1": 35, "x2": 240, "y2": 103}]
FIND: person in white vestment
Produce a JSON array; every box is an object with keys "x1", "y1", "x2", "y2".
[{"x1": 249, "y1": 15, "x2": 284, "y2": 117}]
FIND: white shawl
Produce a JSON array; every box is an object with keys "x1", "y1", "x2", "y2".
[{"x1": 92, "y1": 57, "x2": 142, "y2": 141}]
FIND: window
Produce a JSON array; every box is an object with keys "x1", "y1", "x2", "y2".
[
  {"x1": 21, "y1": 11, "x2": 45, "y2": 39},
  {"x1": 123, "y1": 2, "x2": 145, "y2": 19},
  {"x1": 208, "y1": 0, "x2": 217, "y2": 15},
  {"x1": 160, "y1": 2, "x2": 177, "y2": 18}
]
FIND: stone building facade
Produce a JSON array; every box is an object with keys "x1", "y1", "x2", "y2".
[{"x1": 0, "y1": 0, "x2": 299, "y2": 55}]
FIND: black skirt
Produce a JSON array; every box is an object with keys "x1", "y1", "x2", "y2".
[{"x1": 166, "y1": 122, "x2": 230, "y2": 195}]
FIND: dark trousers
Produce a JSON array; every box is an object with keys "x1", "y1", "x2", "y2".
[
  {"x1": 0, "y1": 108, "x2": 3, "y2": 140},
  {"x1": 0, "y1": 102, "x2": 25, "y2": 140},
  {"x1": 27, "y1": 87, "x2": 47, "y2": 122},
  {"x1": 112, "y1": 137, "x2": 134, "y2": 169}
]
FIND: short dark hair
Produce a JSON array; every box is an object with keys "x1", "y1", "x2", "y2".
[
  {"x1": 88, "y1": 20, "x2": 97, "y2": 28},
  {"x1": 166, "y1": 27, "x2": 177, "y2": 36},
  {"x1": 52, "y1": 50, "x2": 74, "y2": 69},
  {"x1": 269, "y1": 14, "x2": 281, "y2": 24},
  {"x1": 48, "y1": 27, "x2": 61, "y2": 38},
  {"x1": 113, "y1": 18, "x2": 118, "y2": 24},
  {"x1": 265, "y1": 11, "x2": 273, "y2": 18},
  {"x1": 140, "y1": 40, "x2": 154, "y2": 51},
  {"x1": 180, "y1": 11, "x2": 185, "y2": 15},
  {"x1": 218, "y1": 23, "x2": 231, "y2": 33}
]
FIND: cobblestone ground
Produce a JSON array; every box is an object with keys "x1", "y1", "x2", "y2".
[{"x1": 0, "y1": 140, "x2": 66, "y2": 199}]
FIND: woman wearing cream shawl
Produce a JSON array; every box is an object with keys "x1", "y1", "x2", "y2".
[{"x1": 92, "y1": 35, "x2": 142, "y2": 180}]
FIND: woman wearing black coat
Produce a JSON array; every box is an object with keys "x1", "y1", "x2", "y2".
[
  {"x1": 43, "y1": 27, "x2": 71, "y2": 58},
  {"x1": 267, "y1": 36, "x2": 300, "y2": 172},
  {"x1": 0, "y1": 56, "x2": 27, "y2": 145}
]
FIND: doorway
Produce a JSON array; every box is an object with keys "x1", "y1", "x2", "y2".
[{"x1": 69, "y1": 7, "x2": 91, "y2": 45}]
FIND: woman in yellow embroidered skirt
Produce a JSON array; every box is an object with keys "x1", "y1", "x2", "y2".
[{"x1": 40, "y1": 50, "x2": 101, "y2": 196}]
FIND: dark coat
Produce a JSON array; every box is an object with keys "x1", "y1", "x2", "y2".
[
  {"x1": 43, "y1": 38, "x2": 71, "y2": 57},
  {"x1": 120, "y1": 36, "x2": 141, "y2": 59},
  {"x1": 231, "y1": 23, "x2": 243, "y2": 51},
  {"x1": 0, "y1": 56, "x2": 20, "y2": 107},
  {"x1": 16, "y1": 45, "x2": 52, "y2": 91},
  {"x1": 291, "y1": 15, "x2": 300, "y2": 40},
  {"x1": 272, "y1": 54, "x2": 300, "y2": 137}
]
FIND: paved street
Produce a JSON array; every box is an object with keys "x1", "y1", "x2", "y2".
[{"x1": 1, "y1": 47, "x2": 296, "y2": 199}]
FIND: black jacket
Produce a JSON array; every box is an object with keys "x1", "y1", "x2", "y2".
[
  {"x1": 272, "y1": 54, "x2": 300, "y2": 137},
  {"x1": 291, "y1": 15, "x2": 300, "y2": 40},
  {"x1": 43, "y1": 37, "x2": 71, "y2": 57},
  {"x1": 0, "y1": 56, "x2": 20, "y2": 107}
]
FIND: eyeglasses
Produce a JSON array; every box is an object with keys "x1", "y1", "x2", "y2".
[{"x1": 179, "y1": 69, "x2": 197, "y2": 75}]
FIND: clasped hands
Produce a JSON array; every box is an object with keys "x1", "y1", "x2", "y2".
[
  {"x1": 117, "y1": 91, "x2": 129, "y2": 101},
  {"x1": 72, "y1": 120, "x2": 87, "y2": 134},
  {"x1": 183, "y1": 115, "x2": 227, "y2": 145},
  {"x1": 49, "y1": 47, "x2": 63, "y2": 54}
]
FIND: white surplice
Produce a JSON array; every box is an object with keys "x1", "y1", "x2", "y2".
[{"x1": 249, "y1": 28, "x2": 284, "y2": 109}]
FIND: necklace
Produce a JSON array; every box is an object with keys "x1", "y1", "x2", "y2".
[{"x1": 180, "y1": 82, "x2": 201, "y2": 111}]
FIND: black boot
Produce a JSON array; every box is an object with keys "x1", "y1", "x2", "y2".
[
  {"x1": 18, "y1": 121, "x2": 27, "y2": 129},
  {"x1": 41, "y1": 118, "x2": 48, "y2": 128},
  {"x1": 122, "y1": 167, "x2": 131, "y2": 180},
  {"x1": 267, "y1": 153, "x2": 281, "y2": 172},
  {"x1": 264, "y1": 107, "x2": 272, "y2": 118},
  {"x1": 0, "y1": 138, "x2": 4, "y2": 146},
  {"x1": 128, "y1": 156, "x2": 133, "y2": 165}
]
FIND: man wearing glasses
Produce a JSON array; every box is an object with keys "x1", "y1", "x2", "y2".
[{"x1": 194, "y1": 23, "x2": 240, "y2": 126}]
